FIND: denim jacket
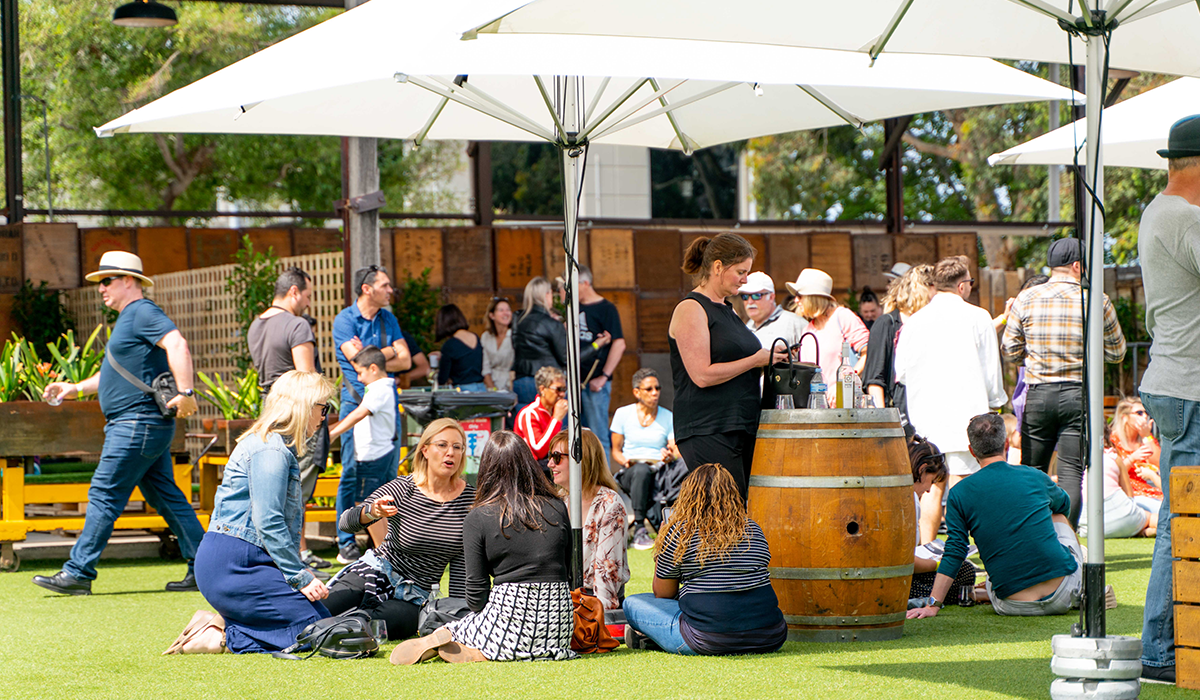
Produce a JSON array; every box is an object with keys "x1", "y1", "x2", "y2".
[{"x1": 207, "y1": 431, "x2": 312, "y2": 590}]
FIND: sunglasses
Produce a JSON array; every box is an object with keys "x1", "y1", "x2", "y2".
[
  {"x1": 316, "y1": 403, "x2": 330, "y2": 419},
  {"x1": 740, "y1": 292, "x2": 767, "y2": 301},
  {"x1": 637, "y1": 384, "x2": 662, "y2": 393},
  {"x1": 548, "y1": 451, "x2": 567, "y2": 465},
  {"x1": 964, "y1": 278, "x2": 975, "y2": 286},
  {"x1": 99, "y1": 275, "x2": 126, "y2": 287}
]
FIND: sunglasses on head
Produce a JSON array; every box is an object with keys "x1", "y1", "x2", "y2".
[
  {"x1": 740, "y1": 292, "x2": 767, "y2": 301},
  {"x1": 99, "y1": 275, "x2": 126, "y2": 287},
  {"x1": 316, "y1": 403, "x2": 330, "y2": 419}
]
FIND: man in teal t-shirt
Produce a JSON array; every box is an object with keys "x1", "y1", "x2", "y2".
[{"x1": 908, "y1": 413, "x2": 1083, "y2": 618}]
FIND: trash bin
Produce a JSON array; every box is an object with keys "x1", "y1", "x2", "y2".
[{"x1": 397, "y1": 390, "x2": 517, "y2": 484}]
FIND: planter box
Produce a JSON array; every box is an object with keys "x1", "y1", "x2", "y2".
[
  {"x1": 0, "y1": 400, "x2": 186, "y2": 456},
  {"x1": 200, "y1": 418, "x2": 255, "y2": 456}
]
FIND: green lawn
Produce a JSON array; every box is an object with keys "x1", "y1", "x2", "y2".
[{"x1": 0, "y1": 539, "x2": 1190, "y2": 700}]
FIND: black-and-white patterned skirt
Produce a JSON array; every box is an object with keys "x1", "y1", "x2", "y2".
[{"x1": 446, "y1": 581, "x2": 578, "y2": 661}]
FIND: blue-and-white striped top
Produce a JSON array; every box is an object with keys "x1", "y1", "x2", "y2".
[{"x1": 654, "y1": 519, "x2": 773, "y2": 597}]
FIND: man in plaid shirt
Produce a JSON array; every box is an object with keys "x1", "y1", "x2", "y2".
[{"x1": 1001, "y1": 237, "x2": 1126, "y2": 529}]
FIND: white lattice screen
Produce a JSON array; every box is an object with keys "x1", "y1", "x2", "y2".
[{"x1": 62, "y1": 252, "x2": 345, "y2": 422}]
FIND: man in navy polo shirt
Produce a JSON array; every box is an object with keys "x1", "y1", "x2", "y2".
[{"x1": 331, "y1": 265, "x2": 411, "y2": 563}]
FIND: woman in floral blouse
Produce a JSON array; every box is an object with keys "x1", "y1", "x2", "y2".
[
  {"x1": 547, "y1": 429, "x2": 630, "y2": 611},
  {"x1": 1110, "y1": 398, "x2": 1164, "y2": 509}
]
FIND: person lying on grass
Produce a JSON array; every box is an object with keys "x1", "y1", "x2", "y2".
[
  {"x1": 389, "y1": 431, "x2": 576, "y2": 664},
  {"x1": 908, "y1": 413, "x2": 1090, "y2": 619},
  {"x1": 324, "y1": 418, "x2": 474, "y2": 642},
  {"x1": 622, "y1": 462, "x2": 787, "y2": 655}
]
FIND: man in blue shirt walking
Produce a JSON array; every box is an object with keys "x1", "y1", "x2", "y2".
[
  {"x1": 35, "y1": 251, "x2": 204, "y2": 595},
  {"x1": 331, "y1": 265, "x2": 411, "y2": 563}
]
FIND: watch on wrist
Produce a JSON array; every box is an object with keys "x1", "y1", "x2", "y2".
[
  {"x1": 602, "y1": 373, "x2": 612, "y2": 381},
  {"x1": 181, "y1": 389, "x2": 194, "y2": 397},
  {"x1": 928, "y1": 596, "x2": 944, "y2": 609}
]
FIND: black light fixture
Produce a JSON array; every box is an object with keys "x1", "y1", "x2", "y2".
[{"x1": 113, "y1": 0, "x2": 178, "y2": 28}]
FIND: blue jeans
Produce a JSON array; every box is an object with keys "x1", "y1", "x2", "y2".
[
  {"x1": 64, "y1": 417, "x2": 205, "y2": 581},
  {"x1": 1140, "y1": 391, "x2": 1200, "y2": 668},
  {"x1": 513, "y1": 376, "x2": 537, "y2": 410},
  {"x1": 622, "y1": 593, "x2": 697, "y2": 655},
  {"x1": 581, "y1": 381, "x2": 612, "y2": 453},
  {"x1": 336, "y1": 398, "x2": 360, "y2": 548}
]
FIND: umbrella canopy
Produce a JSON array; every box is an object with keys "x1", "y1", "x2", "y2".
[
  {"x1": 990, "y1": 77, "x2": 1199, "y2": 170},
  {"x1": 97, "y1": 0, "x2": 1080, "y2": 147},
  {"x1": 470, "y1": 0, "x2": 1200, "y2": 77}
]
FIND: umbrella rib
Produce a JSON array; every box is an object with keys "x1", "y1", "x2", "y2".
[
  {"x1": 577, "y1": 78, "x2": 650, "y2": 141},
  {"x1": 585, "y1": 80, "x2": 689, "y2": 141},
  {"x1": 1003, "y1": 0, "x2": 1080, "y2": 23},
  {"x1": 533, "y1": 76, "x2": 571, "y2": 142},
  {"x1": 430, "y1": 76, "x2": 555, "y2": 140},
  {"x1": 867, "y1": 0, "x2": 916, "y2": 61},
  {"x1": 648, "y1": 78, "x2": 695, "y2": 154},
  {"x1": 583, "y1": 77, "x2": 612, "y2": 129},
  {"x1": 1119, "y1": 0, "x2": 1191, "y2": 22},
  {"x1": 413, "y1": 96, "x2": 450, "y2": 146},
  {"x1": 797, "y1": 85, "x2": 865, "y2": 129},
  {"x1": 402, "y1": 75, "x2": 555, "y2": 143},
  {"x1": 589, "y1": 81, "x2": 740, "y2": 143}
]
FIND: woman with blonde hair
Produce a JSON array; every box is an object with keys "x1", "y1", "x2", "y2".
[
  {"x1": 786, "y1": 268, "x2": 870, "y2": 398},
  {"x1": 864, "y1": 264, "x2": 935, "y2": 431},
  {"x1": 193, "y1": 370, "x2": 335, "y2": 653},
  {"x1": 324, "y1": 417, "x2": 475, "y2": 641},
  {"x1": 1110, "y1": 397, "x2": 1164, "y2": 507},
  {"x1": 622, "y1": 463, "x2": 786, "y2": 656},
  {"x1": 510, "y1": 276, "x2": 610, "y2": 408},
  {"x1": 547, "y1": 429, "x2": 629, "y2": 612}
]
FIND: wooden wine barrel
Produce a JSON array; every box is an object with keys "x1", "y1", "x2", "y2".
[{"x1": 748, "y1": 407, "x2": 914, "y2": 642}]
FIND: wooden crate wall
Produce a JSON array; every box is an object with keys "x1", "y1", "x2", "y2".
[{"x1": 1172, "y1": 466, "x2": 1200, "y2": 690}]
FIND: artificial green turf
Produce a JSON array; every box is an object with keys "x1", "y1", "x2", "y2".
[{"x1": 1, "y1": 539, "x2": 1189, "y2": 700}]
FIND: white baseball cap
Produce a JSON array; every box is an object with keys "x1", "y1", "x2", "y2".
[
  {"x1": 737, "y1": 271, "x2": 774, "y2": 295},
  {"x1": 883, "y1": 262, "x2": 912, "y2": 280}
]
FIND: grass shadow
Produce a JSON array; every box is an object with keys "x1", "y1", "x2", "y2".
[{"x1": 829, "y1": 658, "x2": 1056, "y2": 699}]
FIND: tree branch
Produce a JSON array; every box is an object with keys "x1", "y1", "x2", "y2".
[{"x1": 901, "y1": 133, "x2": 960, "y2": 161}]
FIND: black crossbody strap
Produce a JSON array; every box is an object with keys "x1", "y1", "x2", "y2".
[{"x1": 105, "y1": 352, "x2": 154, "y2": 394}]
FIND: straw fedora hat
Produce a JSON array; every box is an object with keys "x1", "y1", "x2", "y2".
[
  {"x1": 85, "y1": 251, "x2": 154, "y2": 286},
  {"x1": 785, "y1": 268, "x2": 834, "y2": 299}
]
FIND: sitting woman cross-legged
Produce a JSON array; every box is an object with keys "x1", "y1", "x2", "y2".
[
  {"x1": 195, "y1": 370, "x2": 334, "y2": 653},
  {"x1": 623, "y1": 462, "x2": 787, "y2": 656},
  {"x1": 389, "y1": 430, "x2": 577, "y2": 664},
  {"x1": 907, "y1": 436, "x2": 979, "y2": 606},
  {"x1": 324, "y1": 418, "x2": 475, "y2": 640},
  {"x1": 548, "y1": 428, "x2": 630, "y2": 613}
]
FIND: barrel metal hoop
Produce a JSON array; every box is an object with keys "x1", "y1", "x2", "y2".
[
  {"x1": 755, "y1": 428, "x2": 907, "y2": 439},
  {"x1": 770, "y1": 564, "x2": 914, "y2": 580},
  {"x1": 749, "y1": 474, "x2": 911, "y2": 489},
  {"x1": 760, "y1": 408, "x2": 901, "y2": 424},
  {"x1": 786, "y1": 626, "x2": 904, "y2": 643},
  {"x1": 784, "y1": 612, "x2": 907, "y2": 626}
]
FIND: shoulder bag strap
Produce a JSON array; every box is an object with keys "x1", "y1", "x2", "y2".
[{"x1": 105, "y1": 352, "x2": 154, "y2": 394}]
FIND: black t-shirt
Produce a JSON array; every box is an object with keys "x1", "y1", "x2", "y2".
[
  {"x1": 669, "y1": 292, "x2": 763, "y2": 441},
  {"x1": 438, "y1": 334, "x2": 485, "y2": 387},
  {"x1": 248, "y1": 311, "x2": 316, "y2": 392},
  {"x1": 579, "y1": 298, "x2": 623, "y2": 379},
  {"x1": 462, "y1": 498, "x2": 572, "y2": 611}
]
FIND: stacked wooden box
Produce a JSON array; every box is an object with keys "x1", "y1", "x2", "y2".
[{"x1": 1172, "y1": 465, "x2": 1200, "y2": 690}]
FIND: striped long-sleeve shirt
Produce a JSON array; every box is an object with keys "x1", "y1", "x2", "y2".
[
  {"x1": 1002, "y1": 274, "x2": 1126, "y2": 384},
  {"x1": 514, "y1": 399, "x2": 561, "y2": 460},
  {"x1": 339, "y1": 475, "x2": 474, "y2": 597}
]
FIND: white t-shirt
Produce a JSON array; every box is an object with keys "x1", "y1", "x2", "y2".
[
  {"x1": 355, "y1": 377, "x2": 396, "y2": 462},
  {"x1": 610, "y1": 404, "x2": 674, "y2": 462}
]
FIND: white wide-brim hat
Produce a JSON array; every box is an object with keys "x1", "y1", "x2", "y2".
[
  {"x1": 883, "y1": 262, "x2": 912, "y2": 280},
  {"x1": 737, "y1": 271, "x2": 774, "y2": 295},
  {"x1": 785, "y1": 268, "x2": 834, "y2": 299},
  {"x1": 85, "y1": 250, "x2": 154, "y2": 286}
]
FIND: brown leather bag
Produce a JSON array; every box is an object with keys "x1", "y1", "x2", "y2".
[{"x1": 570, "y1": 589, "x2": 619, "y2": 654}]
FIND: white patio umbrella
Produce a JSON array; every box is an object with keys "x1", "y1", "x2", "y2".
[
  {"x1": 990, "y1": 77, "x2": 1200, "y2": 169},
  {"x1": 96, "y1": 0, "x2": 1080, "y2": 587},
  {"x1": 472, "y1": 0, "x2": 1200, "y2": 636}
]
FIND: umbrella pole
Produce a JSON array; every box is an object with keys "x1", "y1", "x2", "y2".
[
  {"x1": 1082, "y1": 32, "x2": 1107, "y2": 639},
  {"x1": 559, "y1": 75, "x2": 585, "y2": 591}
]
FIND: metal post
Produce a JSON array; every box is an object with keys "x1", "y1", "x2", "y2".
[
  {"x1": 882, "y1": 117, "x2": 906, "y2": 234},
  {"x1": 1071, "y1": 65, "x2": 1087, "y2": 237},
  {"x1": 2, "y1": 0, "x2": 22, "y2": 222},
  {"x1": 1048, "y1": 64, "x2": 1061, "y2": 222},
  {"x1": 1082, "y1": 32, "x2": 1107, "y2": 639},
  {"x1": 559, "y1": 76, "x2": 585, "y2": 591},
  {"x1": 469, "y1": 141, "x2": 494, "y2": 227},
  {"x1": 342, "y1": 0, "x2": 379, "y2": 277}
]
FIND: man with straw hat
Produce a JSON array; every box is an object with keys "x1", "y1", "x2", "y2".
[
  {"x1": 34, "y1": 251, "x2": 204, "y2": 596},
  {"x1": 1135, "y1": 114, "x2": 1200, "y2": 686}
]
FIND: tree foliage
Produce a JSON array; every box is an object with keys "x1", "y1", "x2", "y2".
[{"x1": 15, "y1": 2, "x2": 464, "y2": 220}]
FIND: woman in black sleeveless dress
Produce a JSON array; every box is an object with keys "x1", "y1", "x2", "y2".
[{"x1": 668, "y1": 233, "x2": 784, "y2": 500}]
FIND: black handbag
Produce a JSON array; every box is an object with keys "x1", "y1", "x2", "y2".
[
  {"x1": 104, "y1": 352, "x2": 180, "y2": 418},
  {"x1": 417, "y1": 596, "x2": 471, "y2": 636},
  {"x1": 279, "y1": 611, "x2": 378, "y2": 660},
  {"x1": 761, "y1": 334, "x2": 820, "y2": 410}
]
